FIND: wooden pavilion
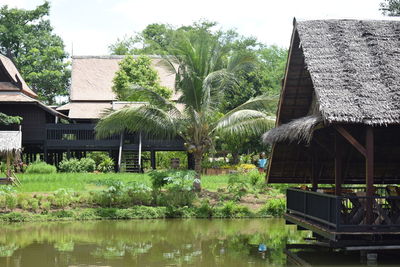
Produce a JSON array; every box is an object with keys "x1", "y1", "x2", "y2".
[{"x1": 263, "y1": 19, "x2": 400, "y2": 247}]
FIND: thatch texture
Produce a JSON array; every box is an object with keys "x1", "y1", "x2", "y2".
[
  {"x1": 296, "y1": 19, "x2": 400, "y2": 125},
  {"x1": 0, "y1": 131, "x2": 21, "y2": 152},
  {"x1": 262, "y1": 114, "x2": 322, "y2": 144},
  {"x1": 0, "y1": 55, "x2": 37, "y2": 98},
  {"x1": 57, "y1": 101, "x2": 145, "y2": 119},
  {"x1": 70, "y1": 55, "x2": 178, "y2": 102}
]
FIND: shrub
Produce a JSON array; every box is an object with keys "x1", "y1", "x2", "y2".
[
  {"x1": 40, "y1": 201, "x2": 51, "y2": 213},
  {"x1": 148, "y1": 170, "x2": 171, "y2": 191},
  {"x1": 196, "y1": 200, "x2": 214, "y2": 218},
  {"x1": 227, "y1": 173, "x2": 248, "y2": 201},
  {"x1": 97, "y1": 157, "x2": 114, "y2": 173},
  {"x1": 59, "y1": 158, "x2": 81, "y2": 172},
  {"x1": 59, "y1": 158, "x2": 96, "y2": 173},
  {"x1": 247, "y1": 169, "x2": 264, "y2": 187},
  {"x1": 53, "y1": 188, "x2": 74, "y2": 208},
  {"x1": 259, "y1": 198, "x2": 286, "y2": 217},
  {"x1": 29, "y1": 198, "x2": 39, "y2": 212},
  {"x1": 79, "y1": 158, "x2": 96, "y2": 172},
  {"x1": 87, "y1": 152, "x2": 109, "y2": 166},
  {"x1": 25, "y1": 161, "x2": 56, "y2": 174}
]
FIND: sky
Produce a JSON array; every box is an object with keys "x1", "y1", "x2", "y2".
[{"x1": 0, "y1": 0, "x2": 387, "y2": 56}]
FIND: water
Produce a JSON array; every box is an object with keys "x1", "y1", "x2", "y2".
[{"x1": 0, "y1": 218, "x2": 398, "y2": 267}]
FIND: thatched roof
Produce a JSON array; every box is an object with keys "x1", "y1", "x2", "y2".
[
  {"x1": 296, "y1": 19, "x2": 400, "y2": 126},
  {"x1": 0, "y1": 55, "x2": 37, "y2": 98},
  {"x1": 70, "y1": 55, "x2": 178, "y2": 101},
  {"x1": 0, "y1": 92, "x2": 67, "y2": 118},
  {"x1": 57, "y1": 101, "x2": 144, "y2": 120},
  {"x1": 262, "y1": 114, "x2": 322, "y2": 145},
  {"x1": 266, "y1": 19, "x2": 400, "y2": 184},
  {"x1": 0, "y1": 131, "x2": 21, "y2": 152}
]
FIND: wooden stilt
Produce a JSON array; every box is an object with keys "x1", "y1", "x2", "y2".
[
  {"x1": 311, "y1": 148, "x2": 318, "y2": 191},
  {"x1": 335, "y1": 132, "x2": 343, "y2": 196},
  {"x1": 366, "y1": 126, "x2": 374, "y2": 224},
  {"x1": 151, "y1": 150, "x2": 156, "y2": 170}
]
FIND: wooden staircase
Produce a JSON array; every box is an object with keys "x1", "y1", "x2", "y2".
[{"x1": 122, "y1": 151, "x2": 141, "y2": 173}]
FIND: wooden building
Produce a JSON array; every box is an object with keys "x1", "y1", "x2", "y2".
[
  {"x1": 0, "y1": 55, "x2": 185, "y2": 171},
  {"x1": 263, "y1": 19, "x2": 400, "y2": 248},
  {"x1": 0, "y1": 55, "x2": 67, "y2": 162}
]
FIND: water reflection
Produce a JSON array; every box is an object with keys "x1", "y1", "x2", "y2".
[{"x1": 0, "y1": 218, "x2": 308, "y2": 267}]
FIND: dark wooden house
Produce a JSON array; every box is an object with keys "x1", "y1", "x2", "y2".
[
  {"x1": 0, "y1": 55, "x2": 66, "y2": 162},
  {"x1": 263, "y1": 19, "x2": 400, "y2": 248}
]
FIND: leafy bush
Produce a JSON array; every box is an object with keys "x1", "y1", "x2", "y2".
[
  {"x1": 53, "y1": 188, "x2": 74, "y2": 208},
  {"x1": 79, "y1": 158, "x2": 96, "y2": 172},
  {"x1": 196, "y1": 200, "x2": 214, "y2": 218},
  {"x1": 59, "y1": 158, "x2": 81, "y2": 172},
  {"x1": 97, "y1": 157, "x2": 114, "y2": 173},
  {"x1": 247, "y1": 169, "x2": 265, "y2": 187},
  {"x1": 87, "y1": 152, "x2": 109, "y2": 166},
  {"x1": 59, "y1": 158, "x2": 96, "y2": 173},
  {"x1": 25, "y1": 161, "x2": 56, "y2": 174},
  {"x1": 227, "y1": 173, "x2": 248, "y2": 201},
  {"x1": 156, "y1": 151, "x2": 188, "y2": 169},
  {"x1": 214, "y1": 201, "x2": 252, "y2": 218},
  {"x1": 259, "y1": 198, "x2": 286, "y2": 217}
]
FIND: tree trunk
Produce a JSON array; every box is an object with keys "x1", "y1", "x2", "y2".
[
  {"x1": 193, "y1": 152, "x2": 203, "y2": 191},
  {"x1": 232, "y1": 152, "x2": 240, "y2": 165}
]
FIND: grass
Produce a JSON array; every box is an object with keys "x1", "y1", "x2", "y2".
[{"x1": 14, "y1": 173, "x2": 232, "y2": 193}]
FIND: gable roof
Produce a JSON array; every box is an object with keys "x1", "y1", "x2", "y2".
[
  {"x1": 0, "y1": 55, "x2": 37, "y2": 98},
  {"x1": 296, "y1": 19, "x2": 400, "y2": 126},
  {"x1": 70, "y1": 55, "x2": 177, "y2": 101}
]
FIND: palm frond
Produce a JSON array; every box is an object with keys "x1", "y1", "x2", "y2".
[
  {"x1": 224, "y1": 94, "x2": 278, "y2": 117},
  {"x1": 213, "y1": 109, "x2": 276, "y2": 138},
  {"x1": 95, "y1": 104, "x2": 179, "y2": 140}
]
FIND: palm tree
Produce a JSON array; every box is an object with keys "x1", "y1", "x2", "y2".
[{"x1": 96, "y1": 30, "x2": 275, "y2": 190}]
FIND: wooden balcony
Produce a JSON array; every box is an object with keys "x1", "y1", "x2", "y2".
[
  {"x1": 286, "y1": 188, "x2": 400, "y2": 246},
  {"x1": 45, "y1": 123, "x2": 185, "y2": 151}
]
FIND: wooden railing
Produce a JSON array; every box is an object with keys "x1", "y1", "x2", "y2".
[
  {"x1": 45, "y1": 124, "x2": 185, "y2": 150},
  {"x1": 287, "y1": 188, "x2": 400, "y2": 232}
]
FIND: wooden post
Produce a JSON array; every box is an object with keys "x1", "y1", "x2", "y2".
[
  {"x1": 117, "y1": 133, "x2": 124, "y2": 172},
  {"x1": 311, "y1": 148, "x2": 318, "y2": 191},
  {"x1": 151, "y1": 150, "x2": 156, "y2": 170},
  {"x1": 366, "y1": 126, "x2": 374, "y2": 224},
  {"x1": 138, "y1": 132, "x2": 142, "y2": 172},
  {"x1": 335, "y1": 132, "x2": 343, "y2": 196}
]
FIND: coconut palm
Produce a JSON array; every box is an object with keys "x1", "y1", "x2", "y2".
[{"x1": 96, "y1": 30, "x2": 275, "y2": 190}]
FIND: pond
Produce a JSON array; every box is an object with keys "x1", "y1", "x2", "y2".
[{"x1": 0, "y1": 218, "x2": 398, "y2": 266}]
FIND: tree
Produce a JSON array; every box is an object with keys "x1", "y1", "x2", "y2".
[
  {"x1": 380, "y1": 0, "x2": 400, "y2": 16},
  {"x1": 0, "y1": 113, "x2": 21, "y2": 125},
  {"x1": 97, "y1": 30, "x2": 275, "y2": 190},
  {"x1": 0, "y1": 2, "x2": 70, "y2": 104},
  {"x1": 112, "y1": 55, "x2": 172, "y2": 101}
]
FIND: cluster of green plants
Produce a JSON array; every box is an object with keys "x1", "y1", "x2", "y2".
[
  {"x1": 25, "y1": 161, "x2": 57, "y2": 174},
  {"x1": 59, "y1": 158, "x2": 96, "y2": 173},
  {"x1": 58, "y1": 155, "x2": 114, "y2": 173}
]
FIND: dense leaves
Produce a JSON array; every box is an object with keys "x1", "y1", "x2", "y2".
[
  {"x1": 0, "y1": 1, "x2": 70, "y2": 104},
  {"x1": 0, "y1": 113, "x2": 21, "y2": 125},
  {"x1": 112, "y1": 55, "x2": 172, "y2": 100},
  {"x1": 380, "y1": 0, "x2": 400, "y2": 16}
]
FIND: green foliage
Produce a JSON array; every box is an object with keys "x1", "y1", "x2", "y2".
[
  {"x1": 53, "y1": 188, "x2": 73, "y2": 208},
  {"x1": 380, "y1": 0, "x2": 400, "y2": 16},
  {"x1": 112, "y1": 55, "x2": 172, "y2": 101},
  {"x1": 247, "y1": 169, "x2": 264, "y2": 187},
  {"x1": 25, "y1": 161, "x2": 56, "y2": 174},
  {"x1": 78, "y1": 158, "x2": 96, "y2": 173},
  {"x1": 0, "y1": 113, "x2": 22, "y2": 125},
  {"x1": 87, "y1": 152, "x2": 109, "y2": 166},
  {"x1": 259, "y1": 198, "x2": 286, "y2": 217},
  {"x1": 58, "y1": 158, "x2": 96, "y2": 173},
  {"x1": 97, "y1": 157, "x2": 115, "y2": 173},
  {"x1": 196, "y1": 200, "x2": 214, "y2": 218},
  {"x1": 227, "y1": 173, "x2": 248, "y2": 201},
  {"x1": 214, "y1": 201, "x2": 252, "y2": 218},
  {"x1": 156, "y1": 151, "x2": 188, "y2": 169},
  {"x1": 0, "y1": 1, "x2": 70, "y2": 104}
]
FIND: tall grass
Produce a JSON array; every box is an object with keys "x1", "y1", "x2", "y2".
[
  {"x1": 17, "y1": 173, "x2": 151, "y2": 193},
  {"x1": 14, "y1": 173, "x2": 233, "y2": 193}
]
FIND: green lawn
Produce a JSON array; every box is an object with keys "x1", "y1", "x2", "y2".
[{"x1": 14, "y1": 173, "x2": 230, "y2": 193}]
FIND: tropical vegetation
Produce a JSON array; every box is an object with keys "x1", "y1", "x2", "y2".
[{"x1": 97, "y1": 29, "x2": 276, "y2": 190}]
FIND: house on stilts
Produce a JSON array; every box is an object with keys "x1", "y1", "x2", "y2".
[
  {"x1": 0, "y1": 55, "x2": 185, "y2": 172},
  {"x1": 263, "y1": 19, "x2": 400, "y2": 248}
]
